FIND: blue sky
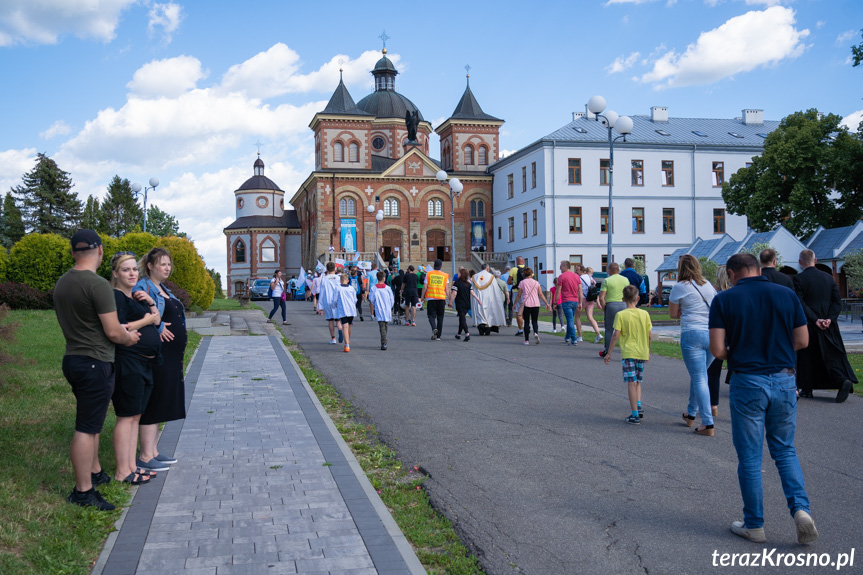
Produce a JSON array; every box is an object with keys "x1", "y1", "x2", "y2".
[{"x1": 1, "y1": 0, "x2": 861, "y2": 281}]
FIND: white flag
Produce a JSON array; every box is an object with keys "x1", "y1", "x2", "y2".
[{"x1": 315, "y1": 260, "x2": 325, "y2": 273}]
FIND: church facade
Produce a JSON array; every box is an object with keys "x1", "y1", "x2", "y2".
[
  {"x1": 290, "y1": 48, "x2": 503, "y2": 270},
  {"x1": 223, "y1": 156, "x2": 302, "y2": 297}
]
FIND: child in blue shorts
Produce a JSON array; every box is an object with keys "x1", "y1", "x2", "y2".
[{"x1": 604, "y1": 285, "x2": 652, "y2": 424}]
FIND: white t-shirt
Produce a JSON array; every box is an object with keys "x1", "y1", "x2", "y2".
[
  {"x1": 669, "y1": 280, "x2": 717, "y2": 332},
  {"x1": 270, "y1": 279, "x2": 284, "y2": 298}
]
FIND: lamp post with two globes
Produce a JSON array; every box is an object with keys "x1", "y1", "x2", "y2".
[
  {"x1": 586, "y1": 95, "x2": 633, "y2": 271},
  {"x1": 130, "y1": 177, "x2": 160, "y2": 234},
  {"x1": 435, "y1": 170, "x2": 464, "y2": 279},
  {"x1": 367, "y1": 203, "x2": 384, "y2": 264}
]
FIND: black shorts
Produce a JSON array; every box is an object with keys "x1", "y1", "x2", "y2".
[
  {"x1": 404, "y1": 294, "x2": 418, "y2": 308},
  {"x1": 112, "y1": 353, "x2": 155, "y2": 418},
  {"x1": 340, "y1": 316, "x2": 354, "y2": 325},
  {"x1": 62, "y1": 355, "x2": 115, "y2": 434}
]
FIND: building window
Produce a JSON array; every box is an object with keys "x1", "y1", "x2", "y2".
[
  {"x1": 662, "y1": 208, "x2": 675, "y2": 233},
  {"x1": 383, "y1": 198, "x2": 400, "y2": 217},
  {"x1": 601, "y1": 207, "x2": 609, "y2": 234},
  {"x1": 532, "y1": 209, "x2": 537, "y2": 236},
  {"x1": 712, "y1": 161, "x2": 724, "y2": 187},
  {"x1": 632, "y1": 208, "x2": 644, "y2": 233},
  {"x1": 522, "y1": 212, "x2": 528, "y2": 238},
  {"x1": 349, "y1": 142, "x2": 359, "y2": 163},
  {"x1": 464, "y1": 145, "x2": 474, "y2": 165},
  {"x1": 372, "y1": 136, "x2": 385, "y2": 151},
  {"x1": 256, "y1": 196, "x2": 268, "y2": 208},
  {"x1": 533, "y1": 257, "x2": 538, "y2": 272},
  {"x1": 470, "y1": 200, "x2": 485, "y2": 218},
  {"x1": 569, "y1": 255, "x2": 583, "y2": 266},
  {"x1": 234, "y1": 239, "x2": 246, "y2": 263},
  {"x1": 631, "y1": 160, "x2": 644, "y2": 186},
  {"x1": 522, "y1": 166, "x2": 527, "y2": 192},
  {"x1": 662, "y1": 160, "x2": 674, "y2": 186},
  {"x1": 714, "y1": 208, "x2": 725, "y2": 233},
  {"x1": 600, "y1": 159, "x2": 610, "y2": 185},
  {"x1": 507, "y1": 174, "x2": 514, "y2": 199},
  {"x1": 261, "y1": 239, "x2": 276, "y2": 263},
  {"x1": 498, "y1": 226, "x2": 501, "y2": 240},
  {"x1": 428, "y1": 198, "x2": 443, "y2": 217},
  {"x1": 478, "y1": 146, "x2": 488, "y2": 165},
  {"x1": 531, "y1": 162, "x2": 537, "y2": 188},
  {"x1": 339, "y1": 197, "x2": 356, "y2": 217},
  {"x1": 236, "y1": 197, "x2": 244, "y2": 209},
  {"x1": 334, "y1": 141, "x2": 344, "y2": 162},
  {"x1": 569, "y1": 207, "x2": 582, "y2": 233},
  {"x1": 508, "y1": 217, "x2": 514, "y2": 242},
  {"x1": 601, "y1": 254, "x2": 608, "y2": 273},
  {"x1": 568, "y1": 158, "x2": 581, "y2": 184}
]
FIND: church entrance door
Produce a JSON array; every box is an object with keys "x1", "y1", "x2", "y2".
[
  {"x1": 381, "y1": 229, "x2": 402, "y2": 264},
  {"x1": 426, "y1": 230, "x2": 450, "y2": 262}
]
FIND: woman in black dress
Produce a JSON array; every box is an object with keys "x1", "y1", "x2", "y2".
[
  {"x1": 134, "y1": 248, "x2": 187, "y2": 472},
  {"x1": 111, "y1": 252, "x2": 161, "y2": 484},
  {"x1": 450, "y1": 268, "x2": 480, "y2": 342}
]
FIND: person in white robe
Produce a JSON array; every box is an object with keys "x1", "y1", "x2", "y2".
[
  {"x1": 471, "y1": 264, "x2": 506, "y2": 335},
  {"x1": 368, "y1": 271, "x2": 394, "y2": 350}
]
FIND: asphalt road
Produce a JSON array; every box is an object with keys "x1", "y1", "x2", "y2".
[{"x1": 282, "y1": 301, "x2": 862, "y2": 575}]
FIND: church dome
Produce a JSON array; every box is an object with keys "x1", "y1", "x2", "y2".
[
  {"x1": 373, "y1": 55, "x2": 398, "y2": 73},
  {"x1": 237, "y1": 155, "x2": 282, "y2": 191},
  {"x1": 356, "y1": 91, "x2": 424, "y2": 121}
]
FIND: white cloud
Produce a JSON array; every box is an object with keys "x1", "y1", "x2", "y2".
[
  {"x1": 640, "y1": 6, "x2": 809, "y2": 89},
  {"x1": 40, "y1": 121, "x2": 72, "y2": 139},
  {"x1": 127, "y1": 55, "x2": 207, "y2": 97},
  {"x1": 499, "y1": 149, "x2": 517, "y2": 159},
  {"x1": 816, "y1": 21, "x2": 826, "y2": 30},
  {"x1": 836, "y1": 30, "x2": 857, "y2": 46},
  {"x1": 745, "y1": 0, "x2": 783, "y2": 5},
  {"x1": 148, "y1": 2, "x2": 183, "y2": 43},
  {"x1": 0, "y1": 0, "x2": 135, "y2": 46},
  {"x1": 0, "y1": 148, "x2": 37, "y2": 193},
  {"x1": 606, "y1": 52, "x2": 641, "y2": 74},
  {"x1": 220, "y1": 45, "x2": 395, "y2": 99},
  {"x1": 841, "y1": 109, "x2": 863, "y2": 132}
]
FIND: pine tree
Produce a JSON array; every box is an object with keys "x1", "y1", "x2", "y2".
[
  {"x1": 0, "y1": 192, "x2": 25, "y2": 247},
  {"x1": 80, "y1": 195, "x2": 102, "y2": 232},
  {"x1": 146, "y1": 204, "x2": 185, "y2": 237},
  {"x1": 11, "y1": 153, "x2": 82, "y2": 237},
  {"x1": 99, "y1": 176, "x2": 142, "y2": 237}
]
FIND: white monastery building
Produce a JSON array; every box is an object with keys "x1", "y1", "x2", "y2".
[{"x1": 488, "y1": 106, "x2": 778, "y2": 285}]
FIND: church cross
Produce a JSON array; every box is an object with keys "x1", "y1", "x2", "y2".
[{"x1": 379, "y1": 30, "x2": 390, "y2": 50}]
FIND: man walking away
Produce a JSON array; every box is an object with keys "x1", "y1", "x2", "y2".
[
  {"x1": 759, "y1": 249, "x2": 793, "y2": 290},
  {"x1": 793, "y1": 249, "x2": 857, "y2": 401},
  {"x1": 369, "y1": 271, "x2": 394, "y2": 350},
  {"x1": 556, "y1": 260, "x2": 583, "y2": 346},
  {"x1": 620, "y1": 258, "x2": 647, "y2": 303},
  {"x1": 598, "y1": 263, "x2": 629, "y2": 358},
  {"x1": 54, "y1": 230, "x2": 140, "y2": 510},
  {"x1": 421, "y1": 259, "x2": 449, "y2": 340},
  {"x1": 709, "y1": 253, "x2": 817, "y2": 545},
  {"x1": 402, "y1": 265, "x2": 420, "y2": 326}
]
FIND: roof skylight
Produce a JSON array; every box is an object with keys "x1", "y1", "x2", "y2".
[
  {"x1": 692, "y1": 130, "x2": 708, "y2": 137},
  {"x1": 656, "y1": 129, "x2": 671, "y2": 136},
  {"x1": 728, "y1": 132, "x2": 744, "y2": 138}
]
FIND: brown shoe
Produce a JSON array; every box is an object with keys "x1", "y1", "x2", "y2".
[
  {"x1": 694, "y1": 425, "x2": 714, "y2": 437},
  {"x1": 711, "y1": 406, "x2": 719, "y2": 417},
  {"x1": 682, "y1": 413, "x2": 696, "y2": 427}
]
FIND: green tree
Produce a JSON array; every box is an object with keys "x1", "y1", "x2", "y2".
[
  {"x1": 0, "y1": 192, "x2": 25, "y2": 247},
  {"x1": 155, "y1": 236, "x2": 214, "y2": 309},
  {"x1": 207, "y1": 267, "x2": 224, "y2": 298},
  {"x1": 698, "y1": 256, "x2": 719, "y2": 286},
  {"x1": 852, "y1": 29, "x2": 863, "y2": 68},
  {"x1": 743, "y1": 242, "x2": 784, "y2": 267},
  {"x1": 80, "y1": 195, "x2": 101, "y2": 232},
  {"x1": 7, "y1": 233, "x2": 74, "y2": 291},
  {"x1": 99, "y1": 176, "x2": 142, "y2": 237},
  {"x1": 843, "y1": 250, "x2": 863, "y2": 293},
  {"x1": 146, "y1": 204, "x2": 185, "y2": 237},
  {"x1": 11, "y1": 153, "x2": 81, "y2": 237},
  {"x1": 722, "y1": 109, "x2": 863, "y2": 238}
]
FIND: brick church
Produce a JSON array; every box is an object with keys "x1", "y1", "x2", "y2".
[{"x1": 290, "y1": 46, "x2": 503, "y2": 270}]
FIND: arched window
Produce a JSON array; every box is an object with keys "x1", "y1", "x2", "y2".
[
  {"x1": 260, "y1": 239, "x2": 276, "y2": 262},
  {"x1": 478, "y1": 146, "x2": 488, "y2": 165},
  {"x1": 383, "y1": 198, "x2": 400, "y2": 217},
  {"x1": 234, "y1": 239, "x2": 246, "y2": 263},
  {"x1": 339, "y1": 197, "x2": 356, "y2": 217},
  {"x1": 470, "y1": 200, "x2": 485, "y2": 218},
  {"x1": 464, "y1": 145, "x2": 474, "y2": 165},
  {"x1": 333, "y1": 141, "x2": 344, "y2": 162},
  {"x1": 428, "y1": 198, "x2": 443, "y2": 217},
  {"x1": 349, "y1": 142, "x2": 359, "y2": 162}
]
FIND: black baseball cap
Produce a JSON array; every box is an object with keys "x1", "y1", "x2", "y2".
[
  {"x1": 433, "y1": 259, "x2": 443, "y2": 270},
  {"x1": 70, "y1": 229, "x2": 102, "y2": 252}
]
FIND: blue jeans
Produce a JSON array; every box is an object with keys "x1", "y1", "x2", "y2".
[
  {"x1": 269, "y1": 297, "x2": 286, "y2": 321},
  {"x1": 730, "y1": 371, "x2": 810, "y2": 528},
  {"x1": 561, "y1": 302, "x2": 577, "y2": 343},
  {"x1": 681, "y1": 329, "x2": 714, "y2": 426}
]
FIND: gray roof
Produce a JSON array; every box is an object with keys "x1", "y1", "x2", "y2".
[
  {"x1": 806, "y1": 225, "x2": 857, "y2": 260},
  {"x1": 322, "y1": 79, "x2": 371, "y2": 116},
  {"x1": 237, "y1": 175, "x2": 282, "y2": 192},
  {"x1": 356, "y1": 90, "x2": 424, "y2": 121},
  {"x1": 373, "y1": 55, "x2": 398, "y2": 74},
  {"x1": 839, "y1": 233, "x2": 863, "y2": 258},
  {"x1": 545, "y1": 115, "x2": 778, "y2": 148},
  {"x1": 449, "y1": 84, "x2": 501, "y2": 122},
  {"x1": 655, "y1": 234, "x2": 738, "y2": 272},
  {"x1": 224, "y1": 212, "x2": 300, "y2": 231},
  {"x1": 655, "y1": 247, "x2": 690, "y2": 272}
]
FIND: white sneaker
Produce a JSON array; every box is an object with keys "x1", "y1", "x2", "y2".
[
  {"x1": 596, "y1": 335, "x2": 604, "y2": 343},
  {"x1": 576, "y1": 336, "x2": 583, "y2": 342},
  {"x1": 794, "y1": 510, "x2": 818, "y2": 544},
  {"x1": 330, "y1": 338, "x2": 337, "y2": 344},
  {"x1": 523, "y1": 340, "x2": 529, "y2": 345},
  {"x1": 731, "y1": 521, "x2": 766, "y2": 543}
]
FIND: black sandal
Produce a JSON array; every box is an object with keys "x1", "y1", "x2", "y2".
[{"x1": 121, "y1": 472, "x2": 151, "y2": 485}]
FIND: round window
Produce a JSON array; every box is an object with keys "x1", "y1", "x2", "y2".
[
  {"x1": 280, "y1": 199, "x2": 284, "y2": 210},
  {"x1": 372, "y1": 136, "x2": 385, "y2": 151},
  {"x1": 256, "y1": 196, "x2": 268, "y2": 208},
  {"x1": 237, "y1": 197, "x2": 244, "y2": 209}
]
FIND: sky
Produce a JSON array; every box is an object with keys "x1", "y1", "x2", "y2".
[{"x1": 1, "y1": 0, "x2": 861, "y2": 283}]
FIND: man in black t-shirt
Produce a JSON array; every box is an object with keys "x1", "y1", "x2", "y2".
[{"x1": 402, "y1": 265, "x2": 420, "y2": 326}]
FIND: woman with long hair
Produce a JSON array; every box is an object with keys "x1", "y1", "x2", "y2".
[
  {"x1": 669, "y1": 255, "x2": 717, "y2": 436},
  {"x1": 579, "y1": 266, "x2": 602, "y2": 343},
  {"x1": 133, "y1": 248, "x2": 187, "y2": 471},
  {"x1": 268, "y1": 270, "x2": 288, "y2": 325},
  {"x1": 517, "y1": 268, "x2": 551, "y2": 345},
  {"x1": 450, "y1": 268, "x2": 480, "y2": 342},
  {"x1": 110, "y1": 252, "x2": 161, "y2": 484}
]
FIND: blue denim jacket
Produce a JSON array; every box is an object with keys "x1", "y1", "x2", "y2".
[{"x1": 132, "y1": 277, "x2": 183, "y2": 333}]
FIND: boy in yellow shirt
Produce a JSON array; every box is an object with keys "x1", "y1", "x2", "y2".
[{"x1": 604, "y1": 285, "x2": 652, "y2": 424}]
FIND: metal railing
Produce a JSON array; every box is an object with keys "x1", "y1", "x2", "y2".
[{"x1": 316, "y1": 252, "x2": 386, "y2": 270}]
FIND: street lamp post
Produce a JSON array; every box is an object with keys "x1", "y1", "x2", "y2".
[
  {"x1": 435, "y1": 170, "x2": 463, "y2": 278},
  {"x1": 368, "y1": 203, "x2": 385, "y2": 268},
  {"x1": 586, "y1": 95, "x2": 633, "y2": 272},
  {"x1": 130, "y1": 177, "x2": 160, "y2": 233}
]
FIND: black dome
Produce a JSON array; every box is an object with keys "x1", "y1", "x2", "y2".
[
  {"x1": 373, "y1": 55, "x2": 398, "y2": 73},
  {"x1": 237, "y1": 175, "x2": 281, "y2": 192},
  {"x1": 356, "y1": 91, "x2": 424, "y2": 121}
]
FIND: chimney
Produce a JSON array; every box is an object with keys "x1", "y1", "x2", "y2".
[
  {"x1": 742, "y1": 109, "x2": 763, "y2": 126},
  {"x1": 585, "y1": 104, "x2": 596, "y2": 120},
  {"x1": 572, "y1": 112, "x2": 585, "y2": 122},
  {"x1": 650, "y1": 106, "x2": 668, "y2": 122}
]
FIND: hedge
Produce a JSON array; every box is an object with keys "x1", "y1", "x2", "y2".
[
  {"x1": 155, "y1": 237, "x2": 214, "y2": 310},
  {"x1": 0, "y1": 249, "x2": 8, "y2": 283},
  {"x1": 8, "y1": 234, "x2": 73, "y2": 291},
  {"x1": 0, "y1": 282, "x2": 53, "y2": 310}
]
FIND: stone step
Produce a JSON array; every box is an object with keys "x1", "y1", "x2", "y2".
[
  {"x1": 192, "y1": 325, "x2": 231, "y2": 336},
  {"x1": 185, "y1": 311, "x2": 215, "y2": 330},
  {"x1": 230, "y1": 315, "x2": 249, "y2": 336}
]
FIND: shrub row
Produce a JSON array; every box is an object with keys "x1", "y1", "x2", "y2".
[{"x1": 0, "y1": 282, "x2": 53, "y2": 310}]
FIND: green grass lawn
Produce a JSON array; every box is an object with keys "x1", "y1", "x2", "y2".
[
  {"x1": 538, "y1": 307, "x2": 676, "y2": 323},
  {"x1": 207, "y1": 298, "x2": 264, "y2": 312},
  {"x1": 0, "y1": 310, "x2": 201, "y2": 575}
]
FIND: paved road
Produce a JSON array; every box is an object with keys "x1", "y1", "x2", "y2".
[{"x1": 285, "y1": 301, "x2": 863, "y2": 575}]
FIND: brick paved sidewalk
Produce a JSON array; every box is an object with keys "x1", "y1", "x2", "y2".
[{"x1": 94, "y1": 335, "x2": 423, "y2": 575}]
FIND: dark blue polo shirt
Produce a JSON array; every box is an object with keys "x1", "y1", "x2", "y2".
[
  {"x1": 708, "y1": 275, "x2": 806, "y2": 375},
  {"x1": 620, "y1": 268, "x2": 646, "y2": 293}
]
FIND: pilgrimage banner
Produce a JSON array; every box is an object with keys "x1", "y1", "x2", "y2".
[
  {"x1": 340, "y1": 218, "x2": 357, "y2": 253},
  {"x1": 471, "y1": 220, "x2": 487, "y2": 250}
]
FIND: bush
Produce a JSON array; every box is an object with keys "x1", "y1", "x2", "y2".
[
  {"x1": 164, "y1": 279, "x2": 191, "y2": 310},
  {"x1": 0, "y1": 282, "x2": 54, "y2": 310},
  {"x1": 96, "y1": 233, "x2": 121, "y2": 281},
  {"x1": 7, "y1": 234, "x2": 72, "y2": 291},
  {"x1": 117, "y1": 232, "x2": 158, "y2": 266},
  {"x1": 0, "y1": 249, "x2": 8, "y2": 282},
  {"x1": 156, "y1": 237, "x2": 214, "y2": 309},
  {"x1": 0, "y1": 303, "x2": 21, "y2": 386}
]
